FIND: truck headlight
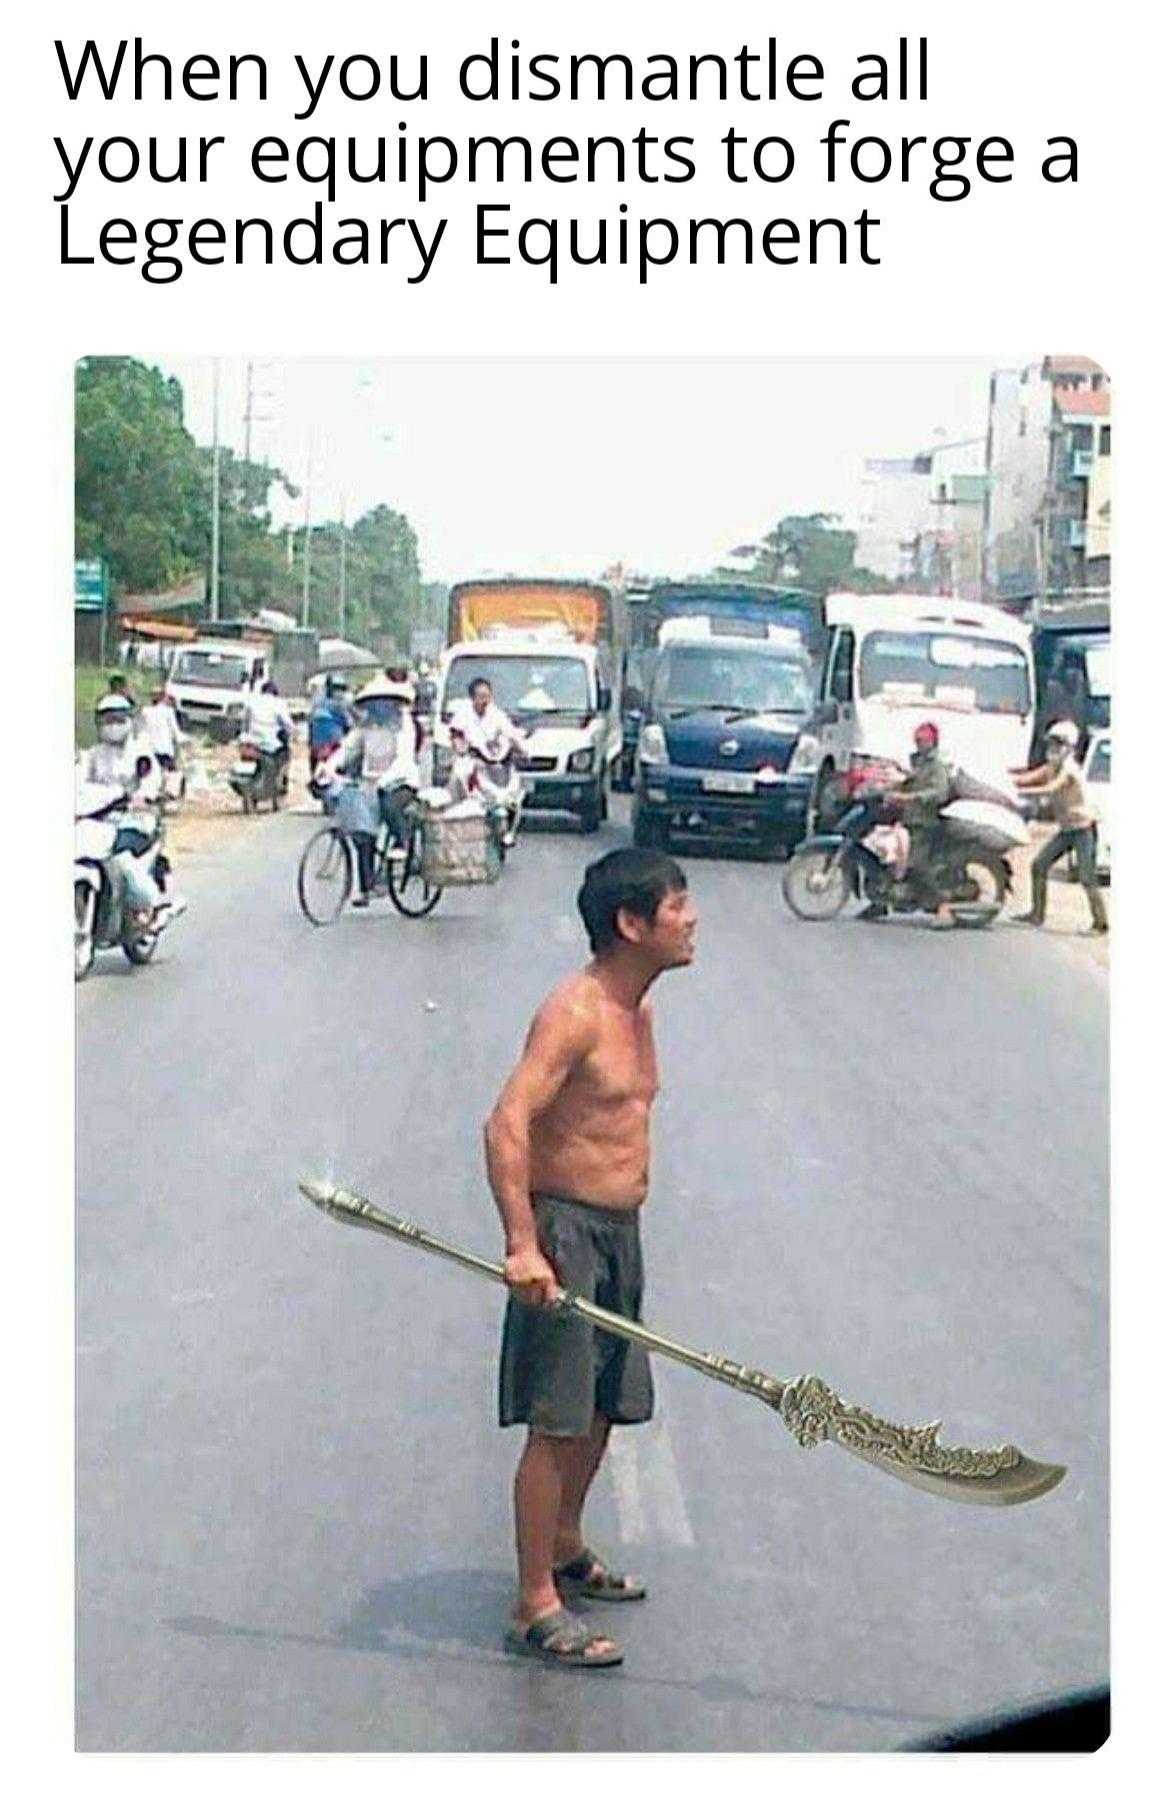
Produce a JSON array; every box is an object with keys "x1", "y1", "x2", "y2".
[
  {"x1": 787, "y1": 732, "x2": 820, "y2": 774},
  {"x1": 567, "y1": 747, "x2": 595, "y2": 774},
  {"x1": 637, "y1": 724, "x2": 668, "y2": 766}
]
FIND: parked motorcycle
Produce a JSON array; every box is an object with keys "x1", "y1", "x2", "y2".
[
  {"x1": 74, "y1": 783, "x2": 170, "y2": 980},
  {"x1": 782, "y1": 790, "x2": 1027, "y2": 929},
  {"x1": 230, "y1": 739, "x2": 289, "y2": 814}
]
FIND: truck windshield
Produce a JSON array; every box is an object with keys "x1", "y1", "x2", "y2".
[
  {"x1": 171, "y1": 650, "x2": 249, "y2": 689},
  {"x1": 858, "y1": 633, "x2": 1031, "y2": 714},
  {"x1": 652, "y1": 648, "x2": 813, "y2": 714},
  {"x1": 444, "y1": 654, "x2": 591, "y2": 714}
]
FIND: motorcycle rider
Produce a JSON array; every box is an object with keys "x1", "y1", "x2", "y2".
[
  {"x1": 319, "y1": 676, "x2": 421, "y2": 907},
  {"x1": 78, "y1": 695, "x2": 185, "y2": 927},
  {"x1": 449, "y1": 676, "x2": 526, "y2": 764},
  {"x1": 1010, "y1": 720, "x2": 1108, "y2": 936},
  {"x1": 241, "y1": 679, "x2": 294, "y2": 793},
  {"x1": 308, "y1": 674, "x2": 354, "y2": 782},
  {"x1": 879, "y1": 721, "x2": 955, "y2": 926}
]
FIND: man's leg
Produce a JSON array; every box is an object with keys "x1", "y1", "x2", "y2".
[
  {"x1": 1019, "y1": 828, "x2": 1073, "y2": 925},
  {"x1": 1073, "y1": 826, "x2": 1109, "y2": 932},
  {"x1": 553, "y1": 1413, "x2": 610, "y2": 1566},
  {"x1": 513, "y1": 1430, "x2": 617, "y2": 1659}
]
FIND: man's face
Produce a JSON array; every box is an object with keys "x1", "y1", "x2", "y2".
[
  {"x1": 471, "y1": 684, "x2": 492, "y2": 715},
  {"x1": 622, "y1": 887, "x2": 698, "y2": 970}
]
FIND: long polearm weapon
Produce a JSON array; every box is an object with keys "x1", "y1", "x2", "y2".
[{"x1": 297, "y1": 1179, "x2": 1065, "y2": 1508}]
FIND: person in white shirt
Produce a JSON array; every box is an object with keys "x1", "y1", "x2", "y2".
[
  {"x1": 141, "y1": 684, "x2": 184, "y2": 771},
  {"x1": 449, "y1": 677, "x2": 525, "y2": 763},
  {"x1": 78, "y1": 696, "x2": 185, "y2": 926},
  {"x1": 320, "y1": 678, "x2": 421, "y2": 906},
  {"x1": 241, "y1": 680, "x2": 294, "y2": 755}
]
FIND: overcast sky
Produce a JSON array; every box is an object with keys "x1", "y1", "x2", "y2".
[{"x1": 161, "y1": 355, "x2": 1019, "y2": 582}]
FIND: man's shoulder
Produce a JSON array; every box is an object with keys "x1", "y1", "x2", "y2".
[{"x1": 533, "y1": 972, "x2": 604, "y2": 1040}]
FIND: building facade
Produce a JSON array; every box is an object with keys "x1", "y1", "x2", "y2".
[{"x1": 982, "y1": 356, "x2": 1110, "y2": 608}]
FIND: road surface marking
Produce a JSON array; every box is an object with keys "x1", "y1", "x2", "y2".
[
  {"x1": 607, "y1": 1429, "x2": 646, "y2": 1542},
  {"x1": 608, "y1": 1422, "x2": 695, "y2": 1548}
]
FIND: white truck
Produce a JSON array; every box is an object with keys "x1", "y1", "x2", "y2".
[
  {"x1": 803, "y1": 595, "x2": 1036, "y2": 830},
  {"x1": 165, "y1": 639, "x2": 273, "y2": 742},
  {"x1": 434, "y1": 627, "x2": 618, "y2": 834}
]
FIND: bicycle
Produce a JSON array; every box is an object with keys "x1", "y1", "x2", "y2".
[{"x1": 297, "y1": 801, "x2": 443, "y2": 925}]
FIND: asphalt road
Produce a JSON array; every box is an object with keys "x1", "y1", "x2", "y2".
[{"x1": 75, "y1": 798, "x2": 1108, "y2": 1751}]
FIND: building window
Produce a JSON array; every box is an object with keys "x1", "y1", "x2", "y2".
[{"x1": 1100, "y1": 426, "x2": 1111, "y2": 455}]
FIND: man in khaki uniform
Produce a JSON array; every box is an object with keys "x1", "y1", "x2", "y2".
[{"x1": 1011, "y1": 721, "x2": 1108, "y2": 935}]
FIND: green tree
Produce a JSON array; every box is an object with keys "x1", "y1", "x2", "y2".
[
  {"x1": 291, "y1": 503, "x2": 421, "y2": 646},
  {"x1": 746, "y1": 513, "x2": 893, "y2": 595},
  {"x1": 75, "y1": 357, "x2": 207, "y2": 590}
]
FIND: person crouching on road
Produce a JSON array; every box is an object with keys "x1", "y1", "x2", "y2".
[
  {"x1": 319, "y1": 677, "x2": 420, "y2": 907},
  {"x1": 1011, "y1": 720, "x2": 1108, "y2": 936}
]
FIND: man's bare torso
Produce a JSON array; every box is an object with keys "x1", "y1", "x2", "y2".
[{"x1": 530, "y1": 972, "x2": 659, "y2": 1213}]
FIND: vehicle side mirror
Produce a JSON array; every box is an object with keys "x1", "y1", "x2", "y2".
[
  {"x1": 816, "y1": 700, "x2": 839, "y2": 726},
  {"x1": 598, "y1": 686, "x2": 612, "y2": 712}
]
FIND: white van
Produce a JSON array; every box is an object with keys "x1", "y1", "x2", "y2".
[
  {"x1": 434, "y1": 629, "x2": 618, "y2": 833},
  {"x1": 805, "y1": 596, "x2": 1035, "y2": 828},
  {"x1": 166, "y1": 640, "x2": 271, "y2": 741}
]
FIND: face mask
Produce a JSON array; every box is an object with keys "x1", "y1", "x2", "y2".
[
  {"x1": 99, "y1": 719, "x2": 131, "y2": 745},
  {"x1": 363, "y1": 700, "x2": 401, "y2": 728}
]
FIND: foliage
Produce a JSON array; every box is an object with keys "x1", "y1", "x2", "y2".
[
  {"x1": 744, "y1": 513, "x2": 895, "y2": 596},
  {"x1": 74, "y1": 359, "x2": 425, "y2": 649}
]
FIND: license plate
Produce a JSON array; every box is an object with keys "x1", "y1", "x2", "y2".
[{"x1": 702, "y1": 773, "x2": 755, "y2": 795}]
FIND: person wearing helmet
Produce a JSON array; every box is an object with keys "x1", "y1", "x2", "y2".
[
  {"x1": 308, "y1": 674, "x2": 354, "y2": 790},
  {"x1": 78, "y1": 696, "x2": 186, "y2": 928},
  {"x1": 879, "y1": 721, "x2": 955, "y2": 924},
  {"x1": 1010, "y1": 720, "x2": 1108, "y2": 934},
  {"x1": 318, "y1": 677, "x2": 421, "y2": 905}
]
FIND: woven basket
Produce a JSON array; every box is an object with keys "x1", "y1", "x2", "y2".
[{"x1": 421, "y1": 810, "x2": 502, "y2": 887}]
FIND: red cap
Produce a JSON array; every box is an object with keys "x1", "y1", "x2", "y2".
[{"x1": 913, "y1": 721, "x2": 940, "y2": 747}]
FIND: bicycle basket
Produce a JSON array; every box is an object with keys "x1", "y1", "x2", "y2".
[{"x1": 421, "y1": 809, "x2": 502, "y2": 887}]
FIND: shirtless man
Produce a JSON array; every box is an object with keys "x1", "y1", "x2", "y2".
[{"x1": 484, "y1": 848, "x2": 697, "y2": 1668}]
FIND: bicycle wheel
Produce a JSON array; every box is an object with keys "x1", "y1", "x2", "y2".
[
  {"x1": 385, "y1": 821, "x2": 443, "y2": 918},
  {"x1": 298, "y1": 828, "x2": 353, "y2": 925}
]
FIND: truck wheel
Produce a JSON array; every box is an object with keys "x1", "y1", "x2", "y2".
[
  {"x1": 632, "y1": 808, "x2": 666, "y2": 850},
  {"x1": 807, "y1": 767, "x2": 842, "y2": 836},
  {"x1": 580, "y1": 798, "x2": 601, "y2": 835}
]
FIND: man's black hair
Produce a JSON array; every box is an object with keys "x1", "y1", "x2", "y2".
[
  {"x1": 577, "y1": 848, "x2": 687, "y2": 956},
  {"x1": 469, "y1": 676, "x2": 492, "y2": 694}
]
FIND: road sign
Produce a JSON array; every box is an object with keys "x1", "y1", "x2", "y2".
[{"x1": 75, "y1": 558, "x2": 108, "y2": 612}]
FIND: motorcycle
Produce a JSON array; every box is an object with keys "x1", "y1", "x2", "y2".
[
  {"x1": 74, "y1": 783, "x2": 172, "y2": 981},
  {"x1": 230, "y1": 738, "x2": 289, "y2": 814},
  {"x1": 782, "y1": 787, "x2": 1027, "y2": 929},
  {"x1": 473, "y1": 754, "x2": 526, "y2": 855}
]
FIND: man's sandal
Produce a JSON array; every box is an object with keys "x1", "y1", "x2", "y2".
[
  {"x1": 554, "y1": 1547, "x2": 647, "y2": 1602},
  {"x1": 504, "y1": 1608, "x2": 623, "y2": 1668}
]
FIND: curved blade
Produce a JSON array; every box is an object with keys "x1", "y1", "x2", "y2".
[{"x1": 837, "y1": 1437, "x2": 1066, "y2": 1506}]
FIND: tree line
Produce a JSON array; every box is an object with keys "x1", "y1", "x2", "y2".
[{"x1": 74, "y1": 357, "x2": 424, "y2": 648}]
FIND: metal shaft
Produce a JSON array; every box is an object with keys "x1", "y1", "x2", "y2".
[{"x1": 296, "y1": 1178, "x2": 1066, "y2": 1508}]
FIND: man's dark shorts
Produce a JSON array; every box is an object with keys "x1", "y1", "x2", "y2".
[{"x1": 498, "y1": 1194, "x2": 654, "y2": 1437}]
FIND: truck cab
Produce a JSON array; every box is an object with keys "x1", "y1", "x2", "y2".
[
  {"x1": 631, "y1": 618, "x2": 818, "y2": 857},
  {"x1": 166, "y1": 640, "x2": 271, "y2": 742},
  {"x1": 804, "y1": 596, "x2": 1036, "y2": 830},
  {"x1": 434, "y1": 629, "x2": 617, "y2": 833}
]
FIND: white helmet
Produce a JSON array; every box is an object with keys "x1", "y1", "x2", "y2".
[
  {"x1": 1045, "y1": 719, "x2": 1079, "y2": 750},
  {"x1": 95, "y1": 694, "x2": 134, "y2": 745}
]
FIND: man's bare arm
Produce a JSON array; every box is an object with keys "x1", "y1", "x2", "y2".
[{"x1": 484, "y1": 987, "x2": 597, "y2": 1301}]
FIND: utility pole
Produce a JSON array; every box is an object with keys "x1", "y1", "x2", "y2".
[
  {"x1": 209, "y1": 358, "x2": 222, "y2": 622},
  {"x1": 301, "y1": 433, "x2": 315, "y2": 628},
  {"x1": 243, "y1": 359, "x2": 254, "y2": 469},
  {"x1": 338, "y1": 491, "x2": 348, "y2": 638}
]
